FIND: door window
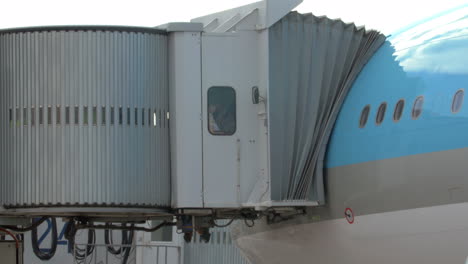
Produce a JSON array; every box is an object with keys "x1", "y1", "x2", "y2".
[{"x1": 208, "y1": 86, "x2": 236, "y2": 135}]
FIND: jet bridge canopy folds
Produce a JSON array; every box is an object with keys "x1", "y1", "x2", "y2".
[{"x1": 268, "y1": 12, "x2": 385, "y2": 203}]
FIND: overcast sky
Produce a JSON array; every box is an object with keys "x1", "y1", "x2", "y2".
[{"x1": 0, "y1": 0, "x2": 466, "y2": 35}]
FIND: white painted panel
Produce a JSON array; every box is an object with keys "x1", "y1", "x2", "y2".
[
  {"x1": 202, "y1": 34, "x2": 238, "y2": 207},
  {"x1": 169, "y1": 32, "x2": 204, "y2": 208},
  {"x1": 202, "y1": 32, "x2": 260, "y2": 208}
]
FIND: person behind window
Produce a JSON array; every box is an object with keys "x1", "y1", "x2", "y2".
[
  {"x1": 208, "y1": 87, "x2": 236, "y2": 135},
  {"x1": 209, "y1": 104, "x2": 221, "y2": 133},
  {"x1": 219, "y1": 103, "x2": 236, "y2": 134}
]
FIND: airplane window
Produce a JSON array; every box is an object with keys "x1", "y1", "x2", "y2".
[
  {"x1": 376, "y1": 102, "x2": 387, "y2": 125},
  {"x1": 208, "y1": 86, "x2": 236, "y2": 135},
  {"x1": 412, "y1": 96, "x2": 424, "y2": 119},
  {"x1": 452, "y1": 89, "x2": 464, "y2": 113},
  {"x1": 359, "y1": 105, "x2": 370, "y2": 128},
  {"x1": 393, "y1": 99, "x2": 405, "y2": 122}
]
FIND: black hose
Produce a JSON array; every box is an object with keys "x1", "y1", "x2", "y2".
[
  {"x1": 31, "y1": 217, "x2": 58, "y2": 261},
  {"x1": 244, "y1": 219, "x2": 255, "y2": 227},
  {"x1": 104, "y1": 223, "x2": 134, "y2": 264},
  {"x1": 212, "y1": 218, "x2": 234, "y2": 228},
  {"x1": 104, "y1": 224, "x2": 126, "y2": 255},
  {"x1": 72, "y1": 229, "x2": 96, "y2": 262},
  {"x1": 66, "y1": 220, "x2": 171, "y2": 264},
  {"x1": 121, "y1": 227, "x2": 134, "y2": 264},
  {"x1": 63, "y1": 220, "x2": 96, "y2": 263}
]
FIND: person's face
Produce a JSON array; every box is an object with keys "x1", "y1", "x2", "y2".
[{"x1": 209, "y1": 105, "x2": 217, "y2": 113}]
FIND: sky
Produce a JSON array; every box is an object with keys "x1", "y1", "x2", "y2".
[{"x1": 0, "y1": 0, "x2": 466, "y2": 35}]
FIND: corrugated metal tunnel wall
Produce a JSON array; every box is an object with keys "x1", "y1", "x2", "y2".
[{"x1": 0, "y1": 27, "x2": 170, "y2": 209}]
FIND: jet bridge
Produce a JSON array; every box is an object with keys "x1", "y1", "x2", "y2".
[
  {"x1": 168, "y1": 0, "x2": 385, "y2": 212},
  {"x1": 0, "y1": 0, "x2": 385, "y2": 257}
]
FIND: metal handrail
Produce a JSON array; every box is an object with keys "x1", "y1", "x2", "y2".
[{"x1": 73, "y1": 243, "x2": 181, "y2": 264}]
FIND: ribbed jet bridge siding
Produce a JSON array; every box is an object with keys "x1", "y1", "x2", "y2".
[{"x1": 0, "y1": 26, "x2": 170, "y2": 213}]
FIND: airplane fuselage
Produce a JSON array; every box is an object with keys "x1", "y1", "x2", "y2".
[{"x1": 236, "y1": 5, "x2": 468, "y2": 264}]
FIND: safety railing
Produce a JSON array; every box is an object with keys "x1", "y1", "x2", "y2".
[
  {"x1": 183, "y1": 221, "x2": 251, "y2": 264},
  {"x1": 73, "y1": 243, "x2": 181, "y2": 264}
]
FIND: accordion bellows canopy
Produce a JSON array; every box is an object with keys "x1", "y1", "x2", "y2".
[{"x1": 268, "y1": 11, "x2": 386, "y2": 202}]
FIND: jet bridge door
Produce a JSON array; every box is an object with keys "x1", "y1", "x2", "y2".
[{"x1": 201, "y1": 32, "x2": 260, "y2": 208}]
